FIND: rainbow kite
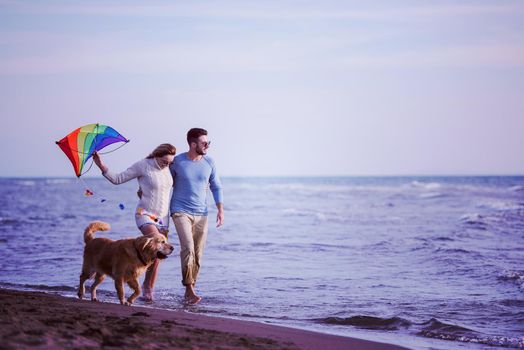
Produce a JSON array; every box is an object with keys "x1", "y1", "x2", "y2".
[{"x1": 56, "y1": 124, "x2": 129, "y2": 177}]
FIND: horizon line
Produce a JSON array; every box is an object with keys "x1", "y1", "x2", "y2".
[{"x1": 1, "y1": 174, "x2": 523, "y2": 179}]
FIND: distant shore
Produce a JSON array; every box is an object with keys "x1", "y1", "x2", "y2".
[{"x1": 0, "y1": 288, "x2": 408, "y2": 350}]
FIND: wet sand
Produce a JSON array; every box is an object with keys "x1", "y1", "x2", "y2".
[{"x1": 0, "y1": 288, "x2": 409, "y2": 349}]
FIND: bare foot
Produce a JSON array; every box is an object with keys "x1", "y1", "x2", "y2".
[
  {"x1": 184, "y1": 285, "x2": 202, "y2": 304},
  {"x1": 141, "y1": 284, "x2": 153, "y2": 302},
  {"x1": 184, "y1": 295, "x2": 202, "y2": 305}
]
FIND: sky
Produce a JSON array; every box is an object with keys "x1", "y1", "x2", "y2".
[{"x1": 1, "y1": 0, "x2": 523, "y2": 177}]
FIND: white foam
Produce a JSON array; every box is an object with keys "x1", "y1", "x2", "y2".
[
  {"x1": 459, "y1": 213, "x2": 485, "y2": 223},
  {"x1": 45, "y1": 179, "x2": 73, "y2": 184},
  {"x1": 16, "y1": 180, "x2": 36, "y2": 186},
  {"x1": 508, "y1": 185, "x2": 524, "y2": 192},
  {"x1": 411, "y1": 181, "x2": 442, "y2": 190},
  {"x1": 228, "y1": 181, "x2": 400, "y2": 193},
  {"x1": 477, "y1": 200, "x2": 522, "y2": 211},
  {"x1": 498, "y1": 270, "x2": 524, "y2": 289},
  {"x1": 424, "y1": 333, "x2": 524, "y2": 348},
  {"x1": 315, "y1": 212, "x2": 327, "y2": 221},
  {"x1": 282, "y1": 208, "x2": 328, "y2": 221},
  {"x1": 283, "y1": 208, "x2": 300, "y2": 214},
  {"x1": 419, "y1": 192, "x2": 444, "y2": 199}
]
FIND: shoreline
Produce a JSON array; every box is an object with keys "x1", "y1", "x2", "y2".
[{"x1": 0, "y1": 288, "x2": 409, "y2": 349}]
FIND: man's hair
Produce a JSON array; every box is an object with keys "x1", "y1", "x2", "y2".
[{"x1": 187, "y1": 128, "x2": 208, "y2": 145}]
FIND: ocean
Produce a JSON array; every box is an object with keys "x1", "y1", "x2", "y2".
[{"x1": 0, "y1": 176, "x2": 522, "y2": 349}]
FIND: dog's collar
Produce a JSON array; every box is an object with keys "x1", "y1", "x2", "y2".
[{"x1": 135, "y1": 245, "x2": 150, "y2": 266}]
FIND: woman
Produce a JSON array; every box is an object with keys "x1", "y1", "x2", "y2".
[{"x1": 92, "y1": 143, "x2": 176, "y2": 302}]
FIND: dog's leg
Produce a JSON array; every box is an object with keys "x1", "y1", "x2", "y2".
[
  {"x1": 115, "y1": 278, "x2": 129, "y2": 305},
  {"x1": 78, "y1": 273, "x2": 88, "y2": 299},
  {"x1": 127, "y1": 278, "x2": 141, "y2": 305},
  {"x1": 78, "y1": 270, "x2": 94, "y2": 299},
  {"x1": 90, "y1": 273, "x2": 105, "y2": 302}
]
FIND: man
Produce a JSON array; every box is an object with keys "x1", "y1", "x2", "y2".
[{"x1": 170, "y1": 128, "x2": 224, "y2": 304}]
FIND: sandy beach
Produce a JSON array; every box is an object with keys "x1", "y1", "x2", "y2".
[{"x1": 0, "y1": 288, "x2": 409, "y2": 350}]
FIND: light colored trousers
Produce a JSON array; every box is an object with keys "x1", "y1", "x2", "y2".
[{"x1": 171, "y1": 212, "x2": 209, "y2": 286}]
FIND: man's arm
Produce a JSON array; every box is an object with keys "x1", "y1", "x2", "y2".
[
  {"x1": 216, "y1": 202, "x2": 224, "y2": 228},
  {"x1": 207, "y1": 158, "x2": 223, "y2": 228}
]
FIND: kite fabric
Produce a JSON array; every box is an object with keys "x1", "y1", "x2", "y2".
[{"x1": 56, "y1": 124, "x2": 129, "y2": 177}]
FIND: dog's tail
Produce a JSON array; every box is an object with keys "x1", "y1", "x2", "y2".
[{"x1": 84, "y1": 221, "x2": 111, "y2": 244}]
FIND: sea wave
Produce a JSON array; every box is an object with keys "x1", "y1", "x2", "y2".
[
  {"x1": 498, "y1": 270, "x2": 524, "y2": 289},
  {"x1": 0, "y1": 282, "x2": 77, "y2": 293},
  {"x1": 500, "y1": 299, "x2": 524, "y2": 307},
  {"x1": 418, "y1": 318, "x2": 524, "y2": 348},
  {"x1": 459, "y1": 213, "x2": 488, "y2": 230},
  {"x1": 459, "y1": 213, "x2": 485, "y2": 223},
  {"x1": 317, "y1": 315, "x2": 411, "y2": 330},
  {"x1": 229, "y1": 181, "x2": 406, "y2": 194},
  {"x1": 0, "y1": 217, "x2": 20, "y2": 225},
  {"x1": 281, "y1": 208, "x2": 336, "y2": 222},
  {"x1": 478, "y1": 200, "x2": 523, "y2": 211},
  {"x1": 419, "y1": 192, "x2": 446, "y2": 199},
  {"x1": 410, "y1": 181, "x2": 442, "y2": 190},
  {"x1": 418, "y1": 318, "x2": 475, "y2": 337},
  {"x1": 434, "y1": 247, "x2": 474, "y2": 255},
  {"x1": 45, "y1": 179, "x2": 74, "y2": 185},
  {"x1": 14, "y1": 180, "x2": 36, "y2": 186},
  {"x1": 317, "y1": 315, "x2": 524, "y2": 348}
]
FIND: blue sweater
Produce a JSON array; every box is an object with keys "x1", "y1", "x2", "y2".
[{"x1": 169, "y1": 152, "x2": 223, "y2": 216}]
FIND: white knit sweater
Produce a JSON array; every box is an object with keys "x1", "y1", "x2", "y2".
[{"x1": 103, "y1": 158, "x2": 173, "y2": 218}]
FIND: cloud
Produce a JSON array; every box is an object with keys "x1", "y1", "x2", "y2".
[
  {"x1": 1, "y1": 33, "x2": 522, "y2": 76},
  {"x1": 2, "y1": 1, "x2": 523, "y2": 21},
  {"x1": 1, "y1": 1, "x2": 523, "y2": 75},
  {"x1": 335, "y1": 44, "x2": 524, "y2": 69},
  {"x1": 0, "y1": 39, "x2": 300, "y2": 75}
]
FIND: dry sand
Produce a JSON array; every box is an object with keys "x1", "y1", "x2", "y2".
[{"x1": 0, "y1": 288, "x2": 409, "y2": 349}]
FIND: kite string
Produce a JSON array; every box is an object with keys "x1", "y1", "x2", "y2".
[
  {"x1": 78, "y1": 176, "x2": 102, "y2": 201},
  {"x1": 80, "y1": 158, "x2": 95, "y2": 177},
  {"x1": 77, "y1": 141, "x2": 129, "y2": 177},
  {"x1": 97, "y1": 141, "x2": 129, "y2": 155},
  {"x1": 78, "y1": 176, "x2": 92, "y2": 193}
]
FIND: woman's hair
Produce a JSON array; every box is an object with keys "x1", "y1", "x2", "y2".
[{"x1": 146, "y1": 143, "x2": 177, "y2": 159}]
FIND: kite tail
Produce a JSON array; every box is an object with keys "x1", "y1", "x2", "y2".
[
  {"x1": 78, "y1": 177, "x2": 93, "y2": 195},
  {"x1": 84, "y1": 221, "x2": 110, "y2": 244}
]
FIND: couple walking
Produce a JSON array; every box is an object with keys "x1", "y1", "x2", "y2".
[{"x1": 93, "y1": 127, "x2": 224, "y2": 304}]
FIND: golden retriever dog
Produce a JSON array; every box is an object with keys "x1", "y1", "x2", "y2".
[{"x1": 77, "y1": 221, "x2": 174, "y2": 305}]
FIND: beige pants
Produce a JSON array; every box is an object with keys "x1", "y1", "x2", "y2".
[{"x1": 172, "y1": 212, "x2": 209, "y2": 286}]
